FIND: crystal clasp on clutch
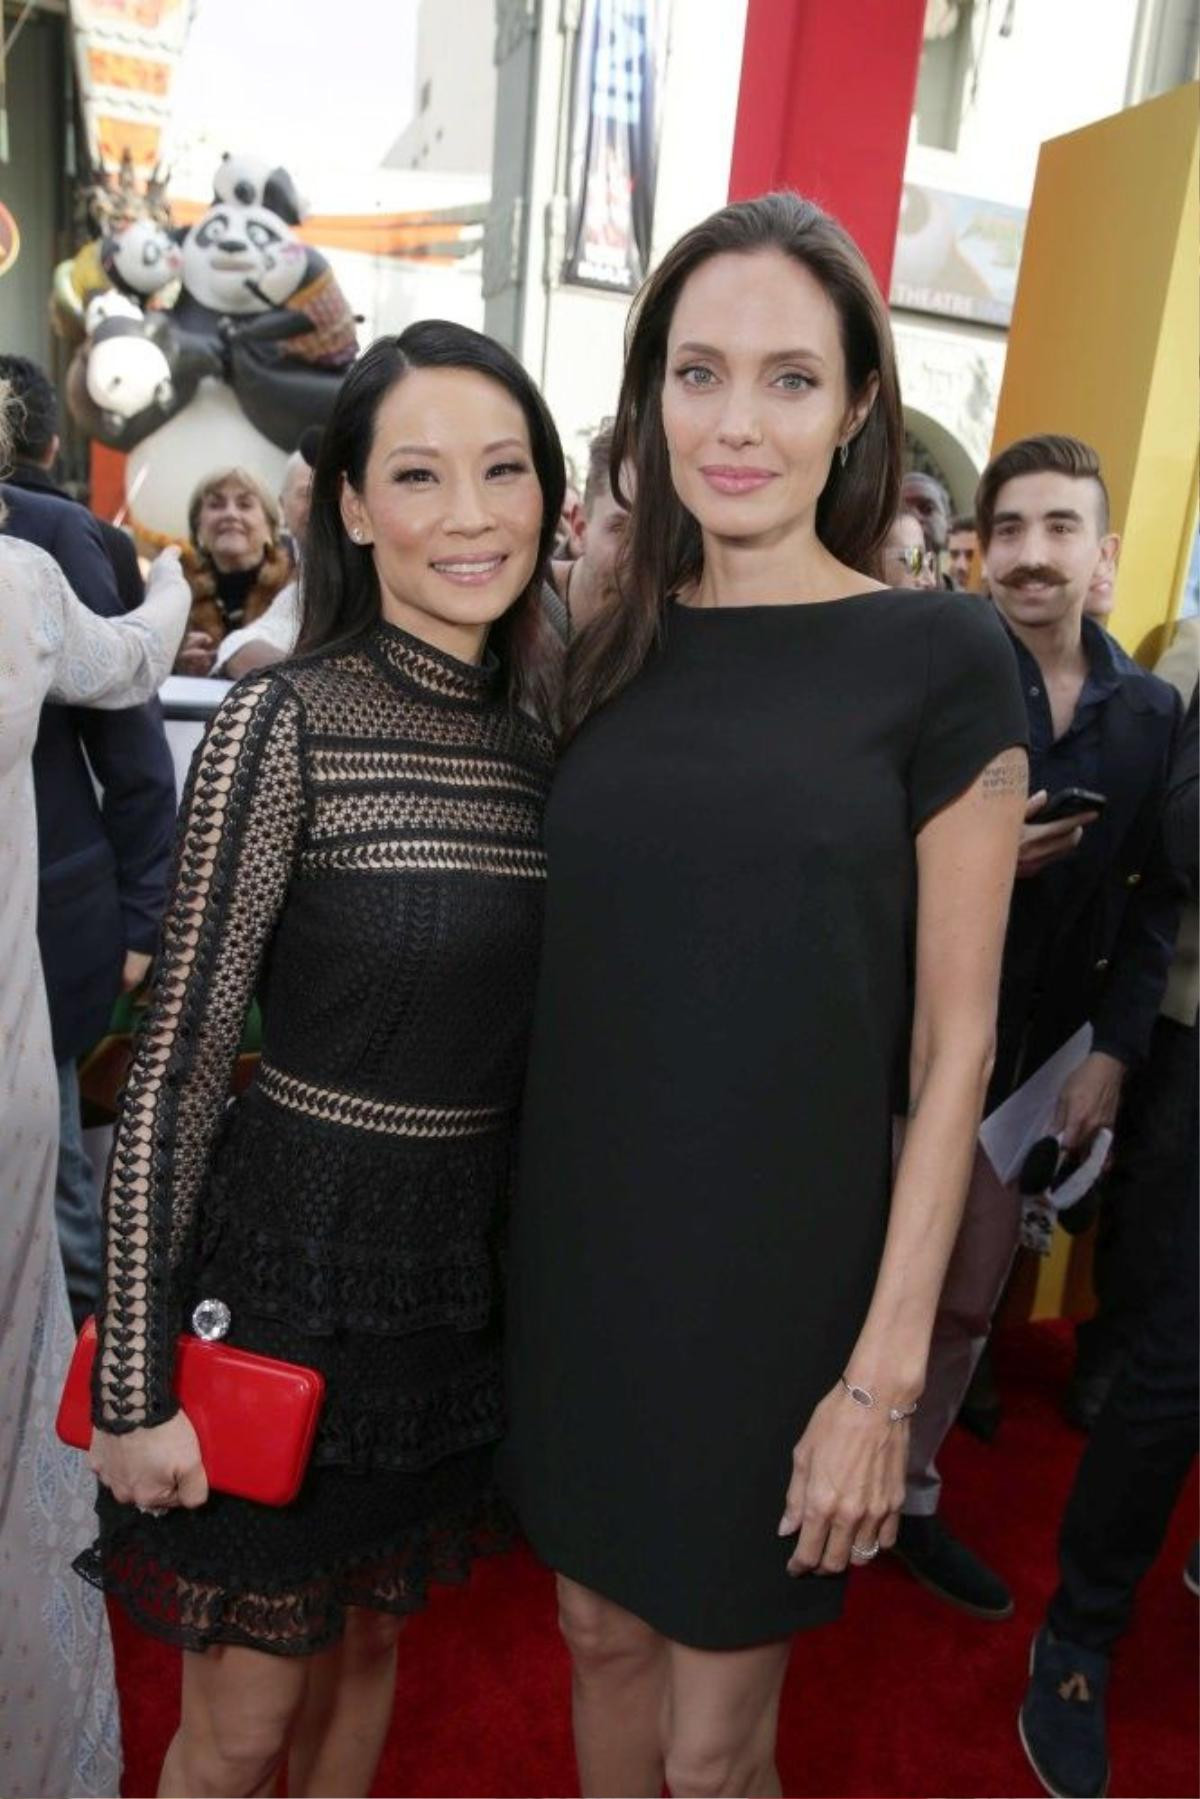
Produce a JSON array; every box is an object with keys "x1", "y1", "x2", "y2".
[{"x1": 191, "y1": 1298, "x2": 232, "y2": 1341}]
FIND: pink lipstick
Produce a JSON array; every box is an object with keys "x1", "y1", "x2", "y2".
[{"x1": 699, "y1": 466, "x2": 777, "y2": 495}]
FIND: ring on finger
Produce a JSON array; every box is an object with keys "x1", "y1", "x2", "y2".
[
  {"x1": 137, "y1": 1486, "x2": 177, "y2": 1518},
  {"x1": 850, "y1": 1540, "x2": 880, "y2": 1561}
]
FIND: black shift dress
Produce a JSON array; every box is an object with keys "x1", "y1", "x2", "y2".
[{"x1": 501, "y1": 589, "x2": 1027, "y2": 1650}]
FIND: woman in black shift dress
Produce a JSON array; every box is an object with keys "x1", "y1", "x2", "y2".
[
  {"x1": 501, "y1": 195, "x2": 1028, "y2": 1795},
  {"x1": 82, "y1": 324, "x2": 565, "y2": 1798}
]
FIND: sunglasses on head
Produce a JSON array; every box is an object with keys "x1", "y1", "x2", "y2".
[{"x1": 887, "y1": 546, "x2": 935, "y2": 577}]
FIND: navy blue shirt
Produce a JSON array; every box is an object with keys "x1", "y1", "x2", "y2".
[
  {"x1": 997, "y1": 618, "x2": 1132, "y2": 1092},
  {"x1": 1012, "y1": 614, "x2": 1123, "y2": 796}
]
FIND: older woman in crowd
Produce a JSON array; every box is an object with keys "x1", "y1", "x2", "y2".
[{"x1": 176, "y1": 465, "x2": 293, "y2": 674}]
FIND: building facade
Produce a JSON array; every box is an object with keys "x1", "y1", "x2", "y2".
[
  {"x1": 895, "y1": 0, "x2": 1198, "y2": 505},
  {"x1": 483, "y1": 0, "x2": 1198, "y2": 494},
  {"x1": 383, "y1": 0, "x2": 497, "y2": 175}
]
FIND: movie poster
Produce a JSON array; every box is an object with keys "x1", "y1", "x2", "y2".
[{"x1": 563, "y1": 0, "x2": 662, "y2": 292}]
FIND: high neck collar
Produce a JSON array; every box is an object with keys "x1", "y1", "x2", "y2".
[
  {"x1": 212, "y1": 557, "x2": 265, "y2": 621},
  {"x1": 369, "y1": 616, "x2": 502, "y2": 704}
]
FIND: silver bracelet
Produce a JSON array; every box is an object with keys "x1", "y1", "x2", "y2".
[{"x1": 840, "y1": 1375, "x2": 919, "y2": 1425}]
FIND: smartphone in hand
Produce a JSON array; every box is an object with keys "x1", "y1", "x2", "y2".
[{"x1": 1038, "y1": 787, "x2": 1107, "y2": 824}]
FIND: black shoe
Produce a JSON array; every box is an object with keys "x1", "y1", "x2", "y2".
[
  {"x1": 1018, "y1": 1625, "x2": 1110, "y2": 1797},
  {"x1": 958, "y1": 1345, "x2": 1003, "y2": 1441},
  {"x1": 1185, "y1": 1543, "x2": 1199, "y2": 1598},
  {"x1": 1063, "y1": 1371, "x2": 1114, "y2": 1433},
  {"x1": 958, "y1": 1396, "x2": 1003, "y2": 1442},
  {"x1": 890, "y1": 1514, "x2": 1014, "y2": 1618}
]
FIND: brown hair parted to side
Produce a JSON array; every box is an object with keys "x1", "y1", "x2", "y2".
[
  {"x1": 583, "y1": 418, "x2": 618, "y2": 512},
  {"x1": 976, "y1": 435, "x2": 1110, "y2": 548},
  {"x1": 564, "y1": 191, "x2": 903, "y2": 740}
]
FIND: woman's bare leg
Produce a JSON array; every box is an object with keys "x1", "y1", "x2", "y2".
[
  {"x1": 661, "y1": 1636, "x2": 792, "y2": 1798},
  {"x1": 286, "y1": 1609, "x2": 403, "y2": 1798},
  {"x1": 556, "y1": 1575, "x2": 667, "y2": 1797},
  {"x1": 283, "y1": 1639, "x2": 342, "y2": 1795},
  {"x1": 158, "y1": 1643, "x2": 309, "y2": 1798}
]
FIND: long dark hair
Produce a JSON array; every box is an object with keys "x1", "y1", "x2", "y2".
[
  {"x1": 564, "y1": 191, "x2": 903, "y2": 739},
  {"x1": 298, "y1": 322, "x2": 566, "y2": 725}
]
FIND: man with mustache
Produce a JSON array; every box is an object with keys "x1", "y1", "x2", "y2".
[{"x1": 891, "y1": 435, "x2": 1183, "y2": 1620}]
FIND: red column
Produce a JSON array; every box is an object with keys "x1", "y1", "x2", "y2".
[
  {"x1": 729, "y1": 0, "x2": 926, "y2": 294},
  {"x1": 90, "y1": 442, "x2": 127, "y2": 525}
]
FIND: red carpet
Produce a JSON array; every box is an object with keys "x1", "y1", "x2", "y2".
[{"x1": 111, "y1": 1323, "x2": 1198, "y2": 1798}]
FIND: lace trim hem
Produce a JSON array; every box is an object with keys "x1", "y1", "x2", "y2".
[{"x1": 74, "y1": 1492, "x2": 514, "y2": 1658}]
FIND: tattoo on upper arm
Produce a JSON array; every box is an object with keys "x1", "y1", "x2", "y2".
[{"x1": 979, "y1": 748, "x2": 1029, "y2": 801}]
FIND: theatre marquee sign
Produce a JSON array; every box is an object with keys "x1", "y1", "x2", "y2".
[{"x1": 891, "y1": 183, "x2": 1027, "y2": 331}]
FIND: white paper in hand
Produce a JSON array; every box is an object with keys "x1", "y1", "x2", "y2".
[
  {"x1": 978, "y1": 1024, "x2": 1094, "y2": 1186},
  {"x1": 1048, "y1": 1128, "x2": 1114, "y2": 1212}
]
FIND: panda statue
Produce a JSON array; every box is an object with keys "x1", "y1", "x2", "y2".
[
  {"x1": 83, "y1": 293, "x2": 175, "y2": 427},
  {"x1": 67, "y1": 152, "x2": 358, "y2": 541},
  {"x1": 212, "y1": 152, "x2": 307, "y2": 228},
  {"x1": 99, "y1": 217, "x2": 183, "y2": 305}
]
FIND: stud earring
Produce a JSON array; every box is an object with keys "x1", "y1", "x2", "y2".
[
  {"x1": 351, "y1": 528, "x2": 363, "y2": 542},
  {"x1": 838, "y1": 440, "x2": 850, "y2": 469}
]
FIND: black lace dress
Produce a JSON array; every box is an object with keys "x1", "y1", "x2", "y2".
[{"x1": 76, "y1": 621, "x2": 553, "y2": 1655}]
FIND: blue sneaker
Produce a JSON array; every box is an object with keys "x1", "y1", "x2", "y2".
[{"x1": 1018, "y1": 1625, "x2": 1110, "y2": 1797}]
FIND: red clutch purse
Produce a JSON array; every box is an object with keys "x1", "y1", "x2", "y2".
[{"x1": 57, "y1": 1310, "x2": 326, "y2": 1507}]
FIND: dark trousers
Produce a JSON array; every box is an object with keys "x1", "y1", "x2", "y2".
[
  {"x1": 1075, "y1": 1015, "x2": 1197, "y2": 1381},
  {"x1": 54, "y1": 1059, "x2": 102, "y2": 1330},
  {"x1": 1048, "y1": 1023, "x2": 1198, "y2": 1653}
]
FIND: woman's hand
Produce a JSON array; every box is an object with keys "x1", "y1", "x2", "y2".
[
  {"x1": 89, "y1": 1412, "x2": 209, "y2": 1513},
  {"x1": 777, "y1": 1384, "x2": 908, "y2": 1574},
  {"x1": 176, "y1": 629, "x2": 216, "y2": 676}
]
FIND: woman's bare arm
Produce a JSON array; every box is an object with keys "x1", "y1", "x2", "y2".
[{"x1": 782, "y1": 745, "x2": 1026, "y2": 1574}]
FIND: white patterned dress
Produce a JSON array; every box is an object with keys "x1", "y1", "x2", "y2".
[{"x1": 0, "y1": 536, "x2": 187, "y2": 1798}]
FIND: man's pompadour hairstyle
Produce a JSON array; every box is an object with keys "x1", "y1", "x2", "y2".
[{"x1": 976, "y1": 434, "x2": 1109, "y2": 545}]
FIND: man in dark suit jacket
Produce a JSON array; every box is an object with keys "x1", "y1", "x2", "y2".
[
  {"x1": 0, "y1": 353, "x2": 145, "y2": 611},
  {"x1": 1, "y1": 479, "x2": 177, "y2": 1325},
  {"x1": 892, "y1": 435, "x2": 1183, "y2": 1621},
  {"x1": 1019, "y1": 684, "x2": 1197, "y2": 1799}
]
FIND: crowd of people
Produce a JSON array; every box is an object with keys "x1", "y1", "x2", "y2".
[{"x1": 0, "y1": 186, "x2": 1195, "y2": 1799}]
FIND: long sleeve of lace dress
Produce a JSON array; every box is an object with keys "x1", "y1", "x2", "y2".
[
  {"x1": 93, "y1": 672, "x2": 305, "y2": 1432},
  {"x1": 31, "y1": 540, "x2": 190, "y2": 706}
]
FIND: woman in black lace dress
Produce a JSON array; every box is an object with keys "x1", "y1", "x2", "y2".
[{"x1": 81, "y1": 324, "x2": 564, "y2": 1797}]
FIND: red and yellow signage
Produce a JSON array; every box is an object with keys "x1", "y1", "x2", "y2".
[
  {"x1": 87, "y1": 48, "x2": 174, "y2": 96},
  {"x1": 70, "y1": 0, "x2": 192, "y2": 176}
]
